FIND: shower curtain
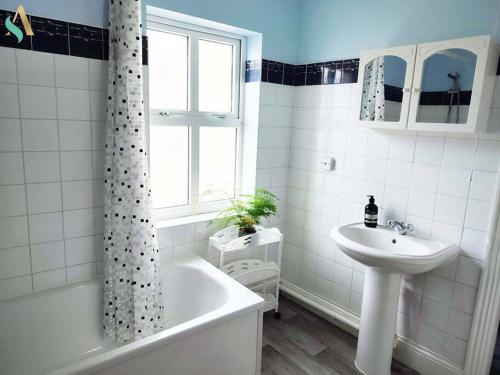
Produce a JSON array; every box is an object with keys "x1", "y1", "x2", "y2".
[
  {"x1": 103, "y1": 0, "x2": 163, "y2": 343},
  {"x1": 361, "y1": 56, "x2": 385, "y2": 121}
]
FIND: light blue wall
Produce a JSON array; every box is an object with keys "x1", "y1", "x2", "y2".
[
  {"x1": 297, "y1": 0, "x2": 500, "y2": 63},
  {"x1": 0, "y1": 0, "x2": 301, "y2": 63}
]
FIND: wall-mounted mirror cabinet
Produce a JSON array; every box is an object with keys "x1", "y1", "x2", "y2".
[{"x1": 354, "y1": 35, "x2": 499, "y2": 133}]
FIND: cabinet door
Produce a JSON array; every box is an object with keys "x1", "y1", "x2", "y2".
[
  {"x1": 408, "y1": 36, "x2": 492, "y2": 132},
  {"x1": 354, "y1": 45, "x2": 416, "y2": 130}
]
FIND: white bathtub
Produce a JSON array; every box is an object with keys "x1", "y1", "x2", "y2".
[{"x1": 0, "y1": 255, "x2": 264, "y2": 375}]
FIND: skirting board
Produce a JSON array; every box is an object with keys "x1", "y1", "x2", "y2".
[{"x1": 280, "y1": 280, "x2": 464, "y2": 375}]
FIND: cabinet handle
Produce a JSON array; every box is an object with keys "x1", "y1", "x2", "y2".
[
  {"x1": 412, "y1": 88, "x2": 421, "y2": 93},
  {"x1": 403, "y1": 88, "x2": 411, "y2": 93}
]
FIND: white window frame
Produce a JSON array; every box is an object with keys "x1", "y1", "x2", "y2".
[{"x1": 147, "y1": 16, "x2": 246, "y2": 220}]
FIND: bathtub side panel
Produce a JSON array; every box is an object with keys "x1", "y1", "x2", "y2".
[{"x1": 95, "y1": 311, "x2": 261, "y2": 375}]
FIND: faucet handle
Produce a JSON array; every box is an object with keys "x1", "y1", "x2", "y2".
[
  {"x1": 405, "y1": 223, "x2": 415, "y2": 233},
  {"x1": 386, "y1": 220, "x2": 399, "y2": 227}
]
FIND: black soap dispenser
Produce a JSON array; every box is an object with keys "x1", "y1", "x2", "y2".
[{"x1": 364, "y1": 195, "x2": 378, "y2": 228}]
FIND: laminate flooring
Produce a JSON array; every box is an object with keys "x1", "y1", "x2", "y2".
[{"x1": 261, "y1": 295, "x2": 420, "y2": 375}]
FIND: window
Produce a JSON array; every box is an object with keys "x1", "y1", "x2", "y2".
[{"x1": 147, "y1": 19, "x2": 244, "y2": 219}]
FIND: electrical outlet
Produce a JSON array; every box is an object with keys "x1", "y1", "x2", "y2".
[{"x1": 320, "y1": 157, "x2": 335, "y2": 171}]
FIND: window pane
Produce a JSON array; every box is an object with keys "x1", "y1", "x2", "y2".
[
  {"x1": 150, "y1": 125, "x2": 189, "y2": 208},
  {"x1": 199, "y1": 127, "x2": 237, "y2": 202},
  {"x1": 148, "y1": 29, "x2": 188, "y2": 110},
  {"x1": 198, "y1": 39, "x2": 234, "y2": 113}
]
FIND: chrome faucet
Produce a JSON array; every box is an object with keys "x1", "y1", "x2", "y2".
[{"x1": 387, "y1": 220, "x2": 414, "y2": 235}]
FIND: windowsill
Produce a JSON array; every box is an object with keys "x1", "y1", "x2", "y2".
[{"x1": 155, "y1": 211, "x2": 219, "y2": 229}]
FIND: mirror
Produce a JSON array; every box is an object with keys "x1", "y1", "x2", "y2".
[
  {"x1": 417, "y1": 48, "x2": 477, "y2": 124},
  {"x1": 360, "y1": 55, "x2": 407, "y2": 122}
]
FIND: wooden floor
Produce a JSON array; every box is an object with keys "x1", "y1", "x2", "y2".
[{"x1": 261, "y1": 295, "x2": 419, "y2": 375}]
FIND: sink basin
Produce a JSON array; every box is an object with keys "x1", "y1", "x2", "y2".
[
  {"x1": 330, "y1": 222, "x2": 459, "y2": 375},
  {"x1": 330, "y1": 222, "x2": 459, "y2": 274}
]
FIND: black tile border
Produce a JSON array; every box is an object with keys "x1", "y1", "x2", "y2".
[
  {"x1": 0, "y1": 8, "x2": 148, "y2": 65},
  {"x1": 246, "y1": 58, "x2": 360, "y2": 86},
  {"x1": 246, "y1": 55, "x2": 500, "y2": 86}
]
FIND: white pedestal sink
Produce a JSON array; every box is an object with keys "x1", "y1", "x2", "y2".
[{"x1": 330, "y1": 222, "x2": 460, "y2": 375}]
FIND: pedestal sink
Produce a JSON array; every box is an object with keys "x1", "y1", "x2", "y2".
[{"x1": 330, "y1": 222, "x2": 460, "y2": 375}]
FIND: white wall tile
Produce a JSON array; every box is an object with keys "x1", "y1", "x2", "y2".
[
  {"x1": 438, "y1": 167, "x2": 471, "y2": 198},
  {"x1": 89, "y1": 90, "x2": 107, "y2": 121},
  {"x1": 33, "y1": 268, "x2": 66, "y2": 291},
  {"x1": 442, "y1": 137, "x2": 476, "y2": 168},
  {"x1": 59, "y1": 120, "x2": 92, "y2": 150},
  {"x1": 469, "y1": 170, "x2": 497, "y2": 202},
  {"x1": 389, "y1": 134, "x2": 416, "y2": 162},
  {"x1": 65, "y1": 236, "x2": 96, "y2": 266},
  {"x1": 386, "y1": 160, "x2": 412, "y2": 187},
  {"x1": 0, "y1": 216, "x2": 28, "y2": 249},
  {"x1": 0, "y1": 185, "x2": 26, "y2": 217},
  {"x1": 21, "y1": 119, "x2": 59, "y2": 151},
  {"x1": 89, "y1": 60, "x2": 108, "y2": 91},
  {"x1": 443, "y1": 335, "x2": 467, "y2": 367},
  {"x1": 407, "y1": 190, "x2": 436, "y2": 219},
  {"x1": 460, "y1": 228, "x2": 488, "y2": 260},
  {"x1": 28, "y1": 212, "x2": 64, "y2": 244},
  {"x1": 362, "y1": 157, "x2": 387, "y2": 184},
  {"x1": 91, "y1": 122, "x2": 105, "y2": 150},
  {"x1": 410, "y1": 164, "x2": 440, "y2": 196},
  {"x1": 451, "y1": 283, "x2": 477, "y2": 315},
  {"x1": 417, "y1": 323, "x2": 446, "y2": 355},
  {"x1": 30, "y1": 241, "x2": 65, "y2": 272},
  {"x1": 0, "y1": 275, "x2": 32, "y2": 299},
  {"x1": 383, "y1": 185, "x2": 409, "y2": 212},
  {"x1": 26, "y1": 182, "x2": 61, "y2": 214},
  {"x1": 365, "y1": 131, "x2": 390, "y2": 158},
  {"x1": 447, "y1": 309, "x2": 472, "y2": 340},
  {"x1": 431, "y1": 221, "x2": 462, "y2": 245},
  {"x1": 24, "y1": 152, "x2": 60, "y2": 183},
  {"x1": 19, "y1": 85, "x2": 57, "y2": 119},
  {"x1": 464, "y1": 199, "x2": 492, "y2": 231},
  {"x1": 423, "y1": 274, "x2": 454, "y2": 305},
  {"x1": 56, "y1": 88, "x2": 91, "y2": 120},
  {"x1": 455, "y1": 255, "x2": 482, "y2": 288},
  {"x1": 0, "y1": 119, "x2": 22, "y2": 151},
  {"x1": 55, "y1": 55, "x2": 89, "y2": 89},
  {"x1": 420, "y1": 297, "x2": 450, "y2": 331},
  {"x1": 62, "y1": 180, "x2": 93, "y2": 210},
  {"x1": 67, "y1": 263, "x2": 96, "y2": 283},
  {"x1": 16, "y1": 50, "x2": 55, "y2": 86},
  {"x1": 0, "y1": 47, "x2": 17, "y2": 83},
  {"x1": 474, "y1": 140, "x2": 500, "y2": 171},
  {"x1": 433, "y1": 194, "x2": 467, "y2": 226},
  {"x1": 60, "y1": 151, "x2": 93, "y2": 181},
  {"x1": 63, "y1": 208, "x2": 94, "y2": 238},
  {"x1": 0, "y1": 246, "x2": 30, "y2": 280},
  {"x1": 0, "y1": 83, "x2": 20, "y2": 118}
]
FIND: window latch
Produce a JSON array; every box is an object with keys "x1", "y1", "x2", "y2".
[
  {"x1": 212, "y1": 113, "x2": 226, "y2": 119},
  {"x1": 159, "y1": 111, "x2": 184, "y2": 116}
]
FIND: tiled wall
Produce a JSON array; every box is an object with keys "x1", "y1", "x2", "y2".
[
  {"x1": 0, "y1": 47, "x2": 110, "y2": 298},
  {"x1": 273, "y1": 79, "x2": 500, "y2": 368},
  {"x1": 0, "y1": 44, "x2": 291, "y2": 299}
]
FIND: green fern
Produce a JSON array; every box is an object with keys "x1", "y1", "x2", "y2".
[{"x1": 215, "y1": 188, "x2": 279, "y2": 235}]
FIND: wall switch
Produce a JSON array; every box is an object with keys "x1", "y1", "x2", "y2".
[{"x1": 320, "y1": 157, "x2": 335, "y2": 171}]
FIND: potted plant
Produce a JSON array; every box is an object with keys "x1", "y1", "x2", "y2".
[{"x1": 216, "y1": 188, "x2": 279, "y2": 236}]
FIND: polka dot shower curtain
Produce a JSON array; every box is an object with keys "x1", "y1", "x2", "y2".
[
  {"x1": 103, "y1": 0, "x2": 163, "y2": 343},
  {"x1": 361, "y1": 56, "x2": 385, "y2": 121}
]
